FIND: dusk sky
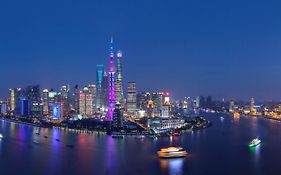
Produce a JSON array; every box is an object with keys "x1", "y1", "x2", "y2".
[{"x1": 0, "y1": 0, "x2": 281, "y2": 100}]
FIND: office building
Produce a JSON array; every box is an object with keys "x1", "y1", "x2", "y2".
[
  {"x1": 25, "y1": 85, "x2": 41, "y2": 118},
  {"x1": 79, "y1": 87, "x2": 94, "y2": 117},
  {"x1": 115, "y1": 50, "x2": 124, "y2": 107},
  {"x1": 127, "y1": 82, "x2": 137, "y2": 115},
  {"x1": 112, "y1": 102, "x2": 123, "y2": 128},
  {"x1": 96, "y1": 65, "x2": 104, "y2": 110},
  {"x1": 42, "y1": 89, "x2": 49, "y2": 116}
]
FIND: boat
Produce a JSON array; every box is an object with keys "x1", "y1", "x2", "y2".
[
  {"x1": 111, "y1": 135, "x2": 124, "y2": 139},
  {"x1": 249, "y1": 137, "x2": 261, "y2": 147},
  {"x1": 157, "y1": 147, "x2": 188, "y2": 158},
  {"x1": 35, "y1": 133, "x2": 40, "y2": 135},
  {"x1": 0, "y1": 134, "x2": 3, "y2": 139},
  {"x1": 56, "y1": 139, "x2": 60, "y2": 142},
  {"x1": 44, "y1": 136, "x2": 48, "y2": 138}
]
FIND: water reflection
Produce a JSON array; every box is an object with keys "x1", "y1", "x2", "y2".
[
  {"x1": 160, "y1": 158, "x2": 184, "y2": 175},
  {"x1": 249, "y1": 144, "x2": 261, "y2": 167}
]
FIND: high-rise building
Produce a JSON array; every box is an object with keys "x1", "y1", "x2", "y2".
[
  {"x1": 79, "y1": 87, "x2": 94, "y2": 117},
  {"x1": 115, "y1": 50, "x2": 124, "y2": 107},
  {"x1": 151, "y1": 93, "x2": 163, "y2": 111},
  {"x1": 42, "y1": 89, "x2": 49, "y2": 116},
  {"x1": 182, "y1": 97, "x2": 190, "y2": 109},
  {"x1": 196, "y1": 96, "x2": 205, "y2": 109},
  {"x1": 9, "y1": 89, "x2": 15, "y2": 112},
  {"x1": 96, "y1": 65, "x2": 104, "y2": 110},
  {"x1": 52, "y1": 103, "x2": 62, "y2": 120},
  {"x1": 127, "y1": 82, "x2": 137, "y2": 115},
  {"x1": 137, "y1": 92, "x2": 150, "y2": 110},
  {"x1": 206, "y1": 96, "x2": 212, "y2": 109},
  {"x1": 107, "y1": 37, "x2": 116, "y2": 120},
  {"x1": 147, "y1": 99, "x2": 155, "y2": 118},
  {"x1": 229, "y1": 100, "x2": 235, "y2": 112},
  {"x1": 14, "y1": 88, "x2": 25, "y2": 116},
  {"x1": 161, "y1": 94, "x2": 171, "y2": 118},
  {"x1": 74, "y1": 85, "x2": 80, "y2": 113},
  {"x1": 19, "y1": 98, "x2": 30, "y2": 117},
  {"x1": 25, "y1": 85, "x2": 41, "y2": 118},
  {"x1": 250, "y1": 97, "x2": 255, "y2": 112},
  {"x1": 88, "y1": 84, "x2": 96, "y2": 111},
  {"x1": 112, "y1": 102, "x2": 123, "y2": 128},
  {"x1": 60, "y1": 85, "x2": 70, "y2": 117},
  {"x1": 0, "y1": 101, "x2": 7, "y2": 115},
  {"x1": 101, "y1": 71, "x2": 108, "y2": 111}
]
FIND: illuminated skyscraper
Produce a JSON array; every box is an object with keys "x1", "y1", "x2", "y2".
[
  {"x1": 127, "y1": 82, "x2": 137, "y2": 115},
  {"x1": 115, "y1": 50, "x2": 124, "y2": 107},
  {"x1": 229, "y1": 100, "x2": 235, "y2": 112},
  {"x1": 96, "y1": 65, "x2": 104, "y2": 110},
  {"x1": 0, "y1": 101, "x2": 7, "y2": 115},
  {"x1": 101, "y1": 71, "x2": 108, "y2": 110},
  {"x1": 25, "y1": 85, "x2": 41, "y2": 118},
  {"x1": 74, "y1": 85, "x2": 79, "y2": 113},
  {"x1": 9, "y1": 89, "x2": 15, "y2": 112},
  {"x1": 42, "y1": 89, "x2": 49, "y2": 116},
  {"x1": 88, "y1": 84, "x2": 96, "y2": 111},
  {"x1": 107, "y1": 37, "x2": 116, "y2": 120},
  {"x1": 250, "y1": 97, "x2": 255, "y2": 112},
  {"x1": 14, "y1": 88, "x2": 25, "y2": 116},
  {"x1": 48, "y1": 89, "x2": 57, "y2": 116},
  {"x1": 60, "y1": 85, "x2": 70, "y2": 117},
  {"x1": 112, "y1": 102, "x2": 123, "y2": 128},
  {"x1": 79, "y1": 87, "x2": 94, "y2": 117}
]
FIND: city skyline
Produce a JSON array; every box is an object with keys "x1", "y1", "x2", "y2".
[
  {"x1": 1, "y1": 1, "x2": 281, "y2": 175},
  {"x1": 1, "y1": 0, "x2": 281, "y2": 100}
]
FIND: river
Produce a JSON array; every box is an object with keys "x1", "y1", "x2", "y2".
[{"x1": 0, "y1": 113, "x2": 281, "y2": 175}]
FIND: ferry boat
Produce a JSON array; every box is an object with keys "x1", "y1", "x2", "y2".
[
  {"x1": 249, "y1": 137, "x2": 261, "y2": 147},
  {"x1": 157, "y1": 147, "x2": 188, "y2": 158}
]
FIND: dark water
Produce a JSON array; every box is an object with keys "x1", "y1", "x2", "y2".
[{"x1": 0, "y1": 114, "x2": 281, "y2": 175}]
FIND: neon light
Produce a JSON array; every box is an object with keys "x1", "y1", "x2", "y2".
[{"x1": 107, "y1": 38, "x2": 116, "y2": 120}]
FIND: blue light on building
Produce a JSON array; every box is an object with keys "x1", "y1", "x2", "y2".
[{"x1": 52, "y1": 103, "x2": 61, "y2": 119}]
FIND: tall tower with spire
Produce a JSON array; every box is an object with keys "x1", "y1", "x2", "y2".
[
  {"x1": 107, "y1": 37, "x2": 116, "y2": 120},
  {"x1": 115, "y1": 50, "x2": 124, "y2": 107}
]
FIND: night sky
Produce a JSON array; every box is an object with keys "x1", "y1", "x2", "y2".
[{"x1": 0, "y1": 0, "x2": 281, "y2": 100}]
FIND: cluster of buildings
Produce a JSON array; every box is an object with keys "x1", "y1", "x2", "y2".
[
  {"x1": 228, "y1": 97, "x2": 281, "y2": 120},
  {"x1": 2, "y1": 38, "x2": 278, "y2": 131},
  {"x1": 0, "y1": 38, "x2": 178, "y2": 129}
]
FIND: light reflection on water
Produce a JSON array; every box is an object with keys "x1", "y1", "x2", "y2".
[
  {"x1": 249, "y1": 144, "x2": 261, "y2": 166},
  {"x1": 1, "y1": 114, "x2": 281, "y2": 175},
  {"x1": 160, "y1": 158, "x2": 184, "y2": 175}
]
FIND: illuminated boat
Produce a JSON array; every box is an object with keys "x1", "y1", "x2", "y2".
[
  {"x1": 157, "y1": 147, "x2": 188, "y2": 158},
  {"x1": 0, "y1": 134, "x2": 3, "y2": 139},
  {"x1": 249, "y1": 138, "x2": 261, "y2": 147}
]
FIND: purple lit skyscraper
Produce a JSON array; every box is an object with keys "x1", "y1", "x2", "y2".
[{"x1": 107, "y1": 37, "x2": 116, "y2": 120}]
